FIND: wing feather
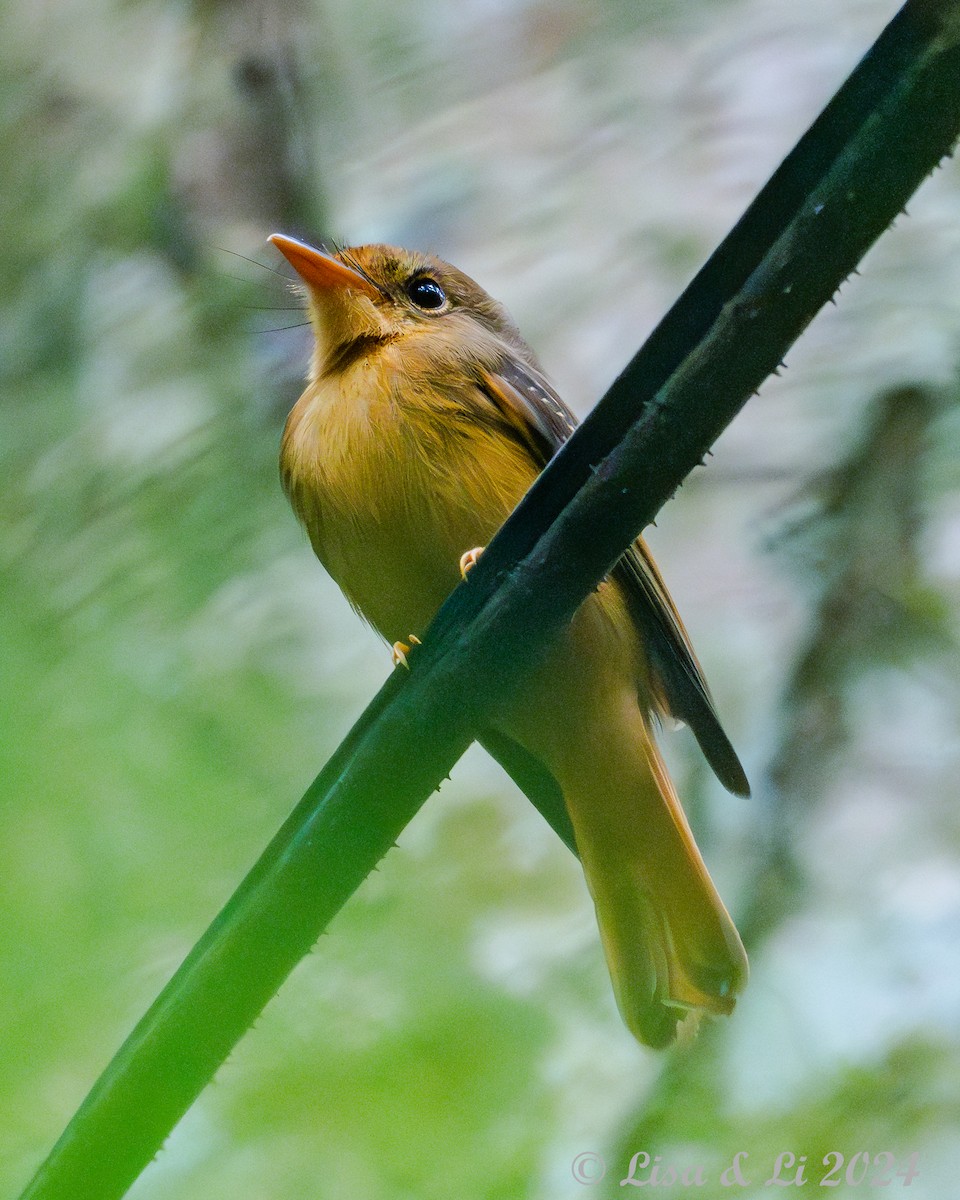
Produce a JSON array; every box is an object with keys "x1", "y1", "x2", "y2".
[{"x1": 478, "y1": 355, "x2": 749, "y2": 797}]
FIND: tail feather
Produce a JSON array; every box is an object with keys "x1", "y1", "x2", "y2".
[{"x1": 560, "y1": 705, "x2": 748, "y2": 1048}]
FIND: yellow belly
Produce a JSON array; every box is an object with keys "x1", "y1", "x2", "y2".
[
  {"x1": 279, "y1": 344, "x2": 746, "y2": 1044},
  {"x1": 280, "y1": 362, "x2": 540, "y2": 643}
]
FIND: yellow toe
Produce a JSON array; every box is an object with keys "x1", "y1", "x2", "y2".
[
  {"x1": 459, "y1": 546, "x2": 485, "y2": 579},
  {"x1": 391, "y1": 634, "x2": 421, "y2": 669}
]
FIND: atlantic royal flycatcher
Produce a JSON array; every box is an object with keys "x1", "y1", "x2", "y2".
[{"x1": 270, "y1": 233, "x2": 748, "y2": 1048}]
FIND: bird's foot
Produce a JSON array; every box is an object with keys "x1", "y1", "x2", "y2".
[
  {"x1": 459, "y1": 546, "x2": 485, "y2": 579},
  {"x1": 391, "y1": 635, "x2": 422, "y2": 669}
]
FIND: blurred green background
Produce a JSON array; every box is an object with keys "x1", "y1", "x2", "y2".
[{"x1": 3, "y1": 0, "x2": 960, "y2": 1196}]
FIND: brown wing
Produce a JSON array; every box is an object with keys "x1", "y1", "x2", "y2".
[
  {"x1": 478, "y1": 354, "x2": 578, "y2": 463},
  {"x1": 478, "y1": 355, "x2": 749, "y2": 798},
  {"x1": 613, "y1": 543, "x2": 750, "y2": 796}
]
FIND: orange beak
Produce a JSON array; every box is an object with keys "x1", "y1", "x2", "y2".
[{"x1": 269, "y1": 234, "x2": 381, "y2": 299}]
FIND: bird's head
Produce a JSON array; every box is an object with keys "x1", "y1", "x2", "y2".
[{"x1": 269, "y1": 234, "x2": 535, "y2": 381}]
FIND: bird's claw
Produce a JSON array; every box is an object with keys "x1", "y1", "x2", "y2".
[
  {"x1": 391, "y1": 635, "x2": 422, "y2": 669},
  {"x1": 459, "y1": 546, "x2": 485, "y2": 579}
]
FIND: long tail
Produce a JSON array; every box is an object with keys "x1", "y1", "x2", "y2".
[{"x1": 559, "y1": 700, "x2": 748, "y2": 1048}]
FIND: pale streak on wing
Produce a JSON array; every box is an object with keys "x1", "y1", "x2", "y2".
[{"x1": 477, "y1": 355, "x2": 749, "y2": 797}]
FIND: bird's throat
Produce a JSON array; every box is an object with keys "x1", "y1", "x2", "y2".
[{"x1": 321, "y1": 332, "x2": 399, "y2": 378}]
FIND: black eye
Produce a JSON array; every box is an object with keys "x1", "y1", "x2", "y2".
[{"x1": 406, "y1": 276, "x2": 447, "y2": 310}]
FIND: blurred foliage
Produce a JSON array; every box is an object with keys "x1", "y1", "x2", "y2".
[{"x1": 2, "y1": 0, "x2": 959, "y2": 1197}]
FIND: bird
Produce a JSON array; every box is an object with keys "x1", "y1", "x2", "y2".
[{"x1": 270, "y1": 232, "x2": 749, "y2": 1048}]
